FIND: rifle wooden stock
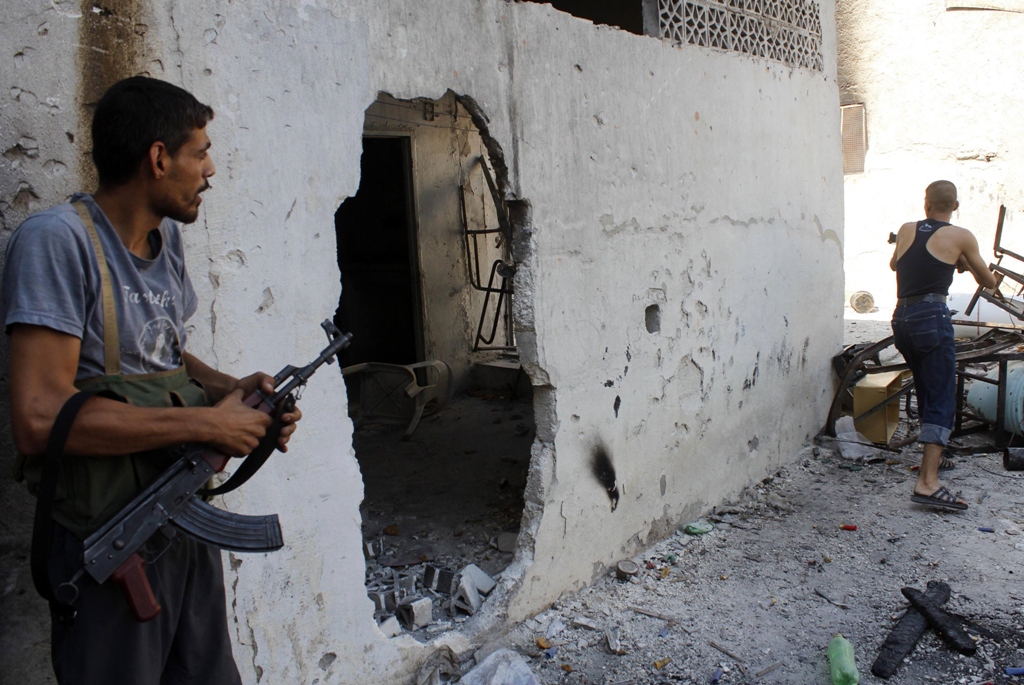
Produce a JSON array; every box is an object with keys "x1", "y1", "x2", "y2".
[{"x1": 111, "y1": 553, "x2": 161, "y2": 622}]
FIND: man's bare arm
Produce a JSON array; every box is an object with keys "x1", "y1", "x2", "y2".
[
  {"x1": 182, "y1": 351, "x2": 237, "y2": 403},
  {"x1": 957, "y1": 230, "x2": 997, "y2": 289},
  {"x1": 10, "y1": 324, "x2": 271, "y2": 457}
]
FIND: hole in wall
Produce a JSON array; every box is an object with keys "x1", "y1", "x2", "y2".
[
  {"x1": 645, "y1": 304, "x2": 661, "y2": 334},
  {"x1": 335, "y1": 92, "x2": 535, "y2": 638},
  {"x1": 521, "y1": 0, "x2": 650, "y2": 35}
]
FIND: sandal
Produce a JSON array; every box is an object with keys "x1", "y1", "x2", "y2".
[
  {"x1": 911, "y1": 485, "x2": 968, "y2": 511},
  {"x1": 938, "y1": 455, "x2": 956, "y2": 471}
]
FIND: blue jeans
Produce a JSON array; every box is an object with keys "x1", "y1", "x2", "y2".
[{"x1": 891, "y1": 302, "x2": 956, "y2": 445}]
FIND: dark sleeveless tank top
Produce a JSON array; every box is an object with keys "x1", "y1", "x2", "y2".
[{"x1": 896, "y1": 219, "x2": 954, "y2": 298}]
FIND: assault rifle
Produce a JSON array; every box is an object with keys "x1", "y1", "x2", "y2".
[{"x1": 70, "y1": 320, "x2": 351, "y2": 621}]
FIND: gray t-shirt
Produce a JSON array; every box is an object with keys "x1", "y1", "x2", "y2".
[{"x1": 1, "y1": 193, "x2": 198, "y2": 380}]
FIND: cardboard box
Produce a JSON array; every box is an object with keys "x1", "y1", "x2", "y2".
[{"x1": 853, "y1": 370, "x2": 903, "y2": 444}]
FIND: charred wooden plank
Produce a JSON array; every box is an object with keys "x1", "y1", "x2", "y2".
[
  {"x1": 871, "y1": 581, "x2": 950, "y2": 679},
  {"x1": 901, "y1": 586, "x2": 977, "y2": 656}
]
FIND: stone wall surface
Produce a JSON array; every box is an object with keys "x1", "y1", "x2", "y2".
[
  {"x1": 0, "y1": 1, "x2": 842, "y2": 683},
  {"x1": 838, "y1": 0, "x2": 1024, "y2": 312}
]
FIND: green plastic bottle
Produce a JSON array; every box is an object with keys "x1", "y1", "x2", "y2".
[{"x1": 827, "y1": 634, "x2": 859, "y2": 685}]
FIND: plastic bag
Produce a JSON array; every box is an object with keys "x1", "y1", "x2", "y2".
[
  {"x1": 834, "y1": 416, "x2": 881, "y2": 461},
  {"x1": 460, "y1": 649, "x2": 540, "y2": 685}
]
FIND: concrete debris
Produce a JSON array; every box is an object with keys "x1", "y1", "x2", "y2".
[
  {"x1": 423, "y1": 565, "x2": 457, "y2": 594},
  {"x1": 367, "y1": 590, "x2": 391, "y2": 612},
  {"x1": 497, "y1": 531, "x2": 518, "y2": 552},
  {"x1": 571, "y1": 616, "x2": 599, "y2": 631},
  {"x1": 461, "y1": 564, "x2": 496, "y2": 595},
  {"x1": 398, "y1": 597, "x2": 434, "y2": 630},
  {"x1": 605, "y1": 626, "x2": 622, "y2": 654},
  {"x1": 378, "y1": 615, "x2": 402, "y2": 638},
  {"x1": 544, "y1": 618, "x2": 566, "y2": 639},
  {"x1": 452, "y1": 573, "x2": 484, "y2": 615}
]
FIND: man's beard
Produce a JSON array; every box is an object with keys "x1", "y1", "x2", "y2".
[{"x1": 154, "y1": 183, "x2": 210, "y2": 224}]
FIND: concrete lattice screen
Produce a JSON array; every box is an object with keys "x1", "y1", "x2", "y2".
[{"x1": 658, "y1": 0, "x2": 824, "y2": 71}]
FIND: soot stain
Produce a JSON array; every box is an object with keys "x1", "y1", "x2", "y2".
[{"x1": 591, "y1": 443, "x2": 619, "y2": 512}]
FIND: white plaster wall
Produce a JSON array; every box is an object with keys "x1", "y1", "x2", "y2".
[
  {"x1": 838, "y1": 0, "x2": 1024, "y2": 314},
  {"x1": 1, "y1": 1, "x2": 843, "y2": 683},
  {"x1": 505, "y1": 3, "x2": 843, "y2": 616},
  {"x1": 0, "y1": 4, "x2": 84, "y2": 682}
]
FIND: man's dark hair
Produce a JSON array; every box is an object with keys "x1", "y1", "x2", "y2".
[{"x1": 91, "y1": 76, "x2": 214, "y2": 187}]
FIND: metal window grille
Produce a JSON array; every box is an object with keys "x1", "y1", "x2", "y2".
[
  {"x1": 841, "y1": 103, "x2": 867, "y2": 174},
  {"x1": 658, "y1": 0, "x2": 823, "y2": 71}
]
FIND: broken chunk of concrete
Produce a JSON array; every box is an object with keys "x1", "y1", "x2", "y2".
[
  {"x1": 461, "y1": 564, "x2": 496, "y2": 595},
  {"x1": 367, "y1": 590, "x2": 392, "y2": 612},
  {"x1": 378, "y1": 616, "x2": 402, "y2": 638},
  {"x1": 605, "y1": 626, "x2": 622, "y2": 654},
  {"x1": 394, "y1": 572, "x2": 417, "y2": 600},
  {"x1": 424, "y1": 565, "x2": 457, "y2": 594},
  {"x1": 452, "y1": 573, "x2": 483, "y2": 615},
  {"x1": 572, "y1": 616, "x2": 599, "y2": 631},
  {"x1": 398, "y1": 596, "x2": 434, "y2": 630},
  {"x1": 497, "y1": 531, "x2": 518, "y2": 552},
  {"x1": 460, "y1": 648, "x2": 539, "y2": 685}
]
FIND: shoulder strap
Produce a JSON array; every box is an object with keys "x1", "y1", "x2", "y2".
[
  {"x1": 31, "y1": 392, "x2": 95, "y2": 613},
  {"x1": 72, "y1": 201, "x2": 120, "y2": 376},
  {"x1": 199, "y1": 397, "x2": 292, "y2": 497}
]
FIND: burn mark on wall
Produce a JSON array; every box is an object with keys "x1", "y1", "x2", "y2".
[
  {"x1": 742, "y1": 351, "x2": 760, "y2": 390},
  {"x1": 76, "y1": 0, "x2": 151, "y2": 184},
  {"x1": 591, "y1": 443, "x2": 619, "y2": 511}
]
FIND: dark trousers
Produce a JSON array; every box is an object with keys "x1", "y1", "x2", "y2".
[
  {"x1": 49, "y1": 524, "x2": 242, "y2": 685},
  {"x1": 891, "y1": 301, "x2": 956, "y2": 445}
]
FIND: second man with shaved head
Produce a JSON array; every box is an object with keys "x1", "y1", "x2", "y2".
[{"x1": 889, "y1": 180, "x2": 996, "y2": 510}]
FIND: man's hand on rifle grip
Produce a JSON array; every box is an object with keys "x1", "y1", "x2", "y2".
[
  {"x1": 208, "y1": 389, "x2": 273, "y2": 456},
  {"x1": 233, "y1": 371, "x2": 302, "y2": 452}
]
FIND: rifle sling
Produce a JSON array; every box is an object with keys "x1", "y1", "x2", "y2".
[
  {"x1": 31, "y1": 391, "x2": 95, "y2": 615},
  {"x1": 199, "y1": 417, "x2": 284, "y2": 497}
]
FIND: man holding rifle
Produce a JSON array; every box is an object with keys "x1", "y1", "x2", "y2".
[{"x1": 1, "y1": 76, "x2": 300, "y2": 683}]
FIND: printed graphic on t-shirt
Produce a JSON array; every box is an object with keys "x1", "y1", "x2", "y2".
[{"x1": 138, "y1": 317, "x2": 182, "y2": 372}]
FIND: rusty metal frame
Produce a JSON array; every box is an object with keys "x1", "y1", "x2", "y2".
[
  {"x1": 459, "y1": 158, "x2": 515, "y2": 352},
  {"x1": 824, "y1": 328, "x2": 1024, "y2": 444}
]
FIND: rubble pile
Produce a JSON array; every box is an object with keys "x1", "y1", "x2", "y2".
[{"x1": 364, "y1": 533, "x2": 502, "y2": 639}]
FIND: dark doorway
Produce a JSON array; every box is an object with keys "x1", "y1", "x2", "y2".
[
  {"x1": 334, "y1": 136, "x2": 422, "y2": 367},
  {"x1": 522, "y1": 0, "x2": 646, "y2": 35}
]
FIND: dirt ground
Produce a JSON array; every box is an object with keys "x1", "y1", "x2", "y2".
[{"x1": 475, "y1": 318, "x2": 1024, "y2": 684}]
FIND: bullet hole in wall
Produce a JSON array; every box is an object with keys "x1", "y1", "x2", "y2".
[{"x1": 645, "y1": 304, "x2": 661, "y2": 334}]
